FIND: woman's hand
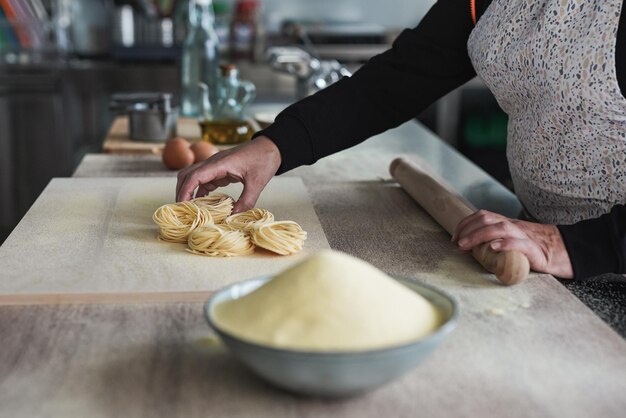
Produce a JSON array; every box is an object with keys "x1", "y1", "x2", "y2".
[
  {"x1": 452, "y1": 210, "x2": 574, "y2": 279},
  {"x1": 176, "y1": 136, "x2": 281, "y2": 213}
]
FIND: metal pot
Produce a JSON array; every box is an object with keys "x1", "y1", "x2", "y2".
[{"x1": 110, "y1": 93, "x2": 178, "y2": 142}]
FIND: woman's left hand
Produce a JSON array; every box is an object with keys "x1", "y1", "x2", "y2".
[{"x1": 452, "y1": 210, "x2": 574, "y2": 279}]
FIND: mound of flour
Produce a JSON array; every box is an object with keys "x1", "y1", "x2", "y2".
[{"x1": 213, "y1": 250, "x2": 441, "y2": 351}]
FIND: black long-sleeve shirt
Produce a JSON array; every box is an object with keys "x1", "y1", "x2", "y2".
[{"x1": 255, "y1": 0, "x2": 626, "y2": 279}]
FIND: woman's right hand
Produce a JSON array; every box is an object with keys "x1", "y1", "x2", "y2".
[
  {"x1": 452, "y1": 210, "x2": 574, "y2": 279},
  {"x1": 176, "y1": 136, "x2": 282, "y2": 213}
]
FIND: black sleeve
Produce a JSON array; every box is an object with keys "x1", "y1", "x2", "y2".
[
  {"x1": 558, "y1": 205, "x2": 626, "y2": 279},
  {"x1": 255, "y1": 0, "x2": 482, "y2": 174}
]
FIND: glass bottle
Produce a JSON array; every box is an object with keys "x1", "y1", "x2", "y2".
[
  {"x1": 181, "y1": 0, "x2": 220, "y2": 117},
  {"x1": 229, "y1": 0, "x2": 258, "y2": 61},
  {"x1": 198, "y1": 64, "x2": 256, "y2": 145}
]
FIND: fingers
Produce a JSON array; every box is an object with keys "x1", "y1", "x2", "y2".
[
  {"x1": 453, "y1": 210, "x2": 484, "y2": 241},
  {"x1": 176, "y1": 162, "x2": 202, "y2": 200},
  {"x1": 213, "y1": 175, "x2": 241, "y2": 189},
  {"x1": 457, "y1": 221, "x2": 526, "y2": 251},
  {"x1": 452, "y1": 209, "x2": 507, "y2": 242},
  {"x1": 195, "y1": 183, "x2": 215, "y2": 198},
  {"x1": 176, "y1": 163, "x2": 227, "y2": 202},
  {"x1": 175, "y1": 138, "x2": 280, "y2": 205},
  {"x1": 233, "y1": 181, "x2": 263, "y2": 213},
  {"x1": 177, "y1": 172, "x2": 201, "y2": 202},
  {"x1": 489, "y1": 238, "x2": 547, "y2": 273},
  {"x1": 454, "y1": 211, "x2": 567, "y2": 276}
]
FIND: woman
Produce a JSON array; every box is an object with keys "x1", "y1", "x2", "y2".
[{"x1": 176, "y1": 0, "x2": 626, "y2": 280}]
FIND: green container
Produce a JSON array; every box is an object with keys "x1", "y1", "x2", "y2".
[{"x1": 465, "y1": 111, "x2": 508, "y2": 148}]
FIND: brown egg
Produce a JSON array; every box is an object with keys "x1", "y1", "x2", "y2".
[
  {"x1": 162, "y1": 137, "x2": 194, "y2": 170},
  {"x1": 191, "y1": 141, "x2": 220, "y2": 163}
]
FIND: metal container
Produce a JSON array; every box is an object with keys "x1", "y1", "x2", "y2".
[
  {"x1": 110, "y1": 93, "x2": 178, "y2": 141},
  {"x1": 204, "y1": 276, "x2": 459, "y2": 397}
]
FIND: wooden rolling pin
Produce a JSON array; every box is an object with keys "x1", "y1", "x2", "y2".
[{"x1": 390, "y1": 157, "x2": 530, "y2": 285}]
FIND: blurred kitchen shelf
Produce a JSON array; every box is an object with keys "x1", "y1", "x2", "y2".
[{"x1": 111, "y1": 46, "x2": 182, "y2": 62}]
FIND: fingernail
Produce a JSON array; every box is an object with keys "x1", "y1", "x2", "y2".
[
  {"x1": 490, "y1": 242, "x2": 501, "y2": 250},
  {"x1": 458, "y1": 238, "x2": 468, "y2": 247}
]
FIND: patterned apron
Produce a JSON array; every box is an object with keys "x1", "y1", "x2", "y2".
[{"x1": 468, "y1": 0, "x2": 626, "y2": 224}]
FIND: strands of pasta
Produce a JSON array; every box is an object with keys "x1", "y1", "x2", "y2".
[
  {"x1": 188, "y1": 225, "x2": 255, "y2": 257},
  {"x1": 153, "y1": 193, "x2": 307, "y2": 256},
  {"x1": 152, "y1": 201, "x2": 213, "y2": 243},
  {"x1": 192, "y1": 193, "x2": 234, "y2": 224},
  {"x1": 224, "y1": 208, "x2": 274, "y2": 232},
  {"x1": 251, "y1": 221, "x2": 307, "y2": 255}
]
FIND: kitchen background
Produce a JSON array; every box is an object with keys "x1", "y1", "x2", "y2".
[
  {"x1": 0, "y1": 0, "x2": 508, "y2": 244},
  {"x1": 260, "y1": 0, "x2": 435, "y2": 30}
]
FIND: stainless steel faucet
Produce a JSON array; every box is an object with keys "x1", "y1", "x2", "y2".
[{"x1": 267, "y1": 46, "x2": 352, "y2": 99}]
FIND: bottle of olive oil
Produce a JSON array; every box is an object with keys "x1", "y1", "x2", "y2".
[
  {"x1": 200, "y1": 119, "x2": 255, "y2": 145},
  {"x1": 198, "y1": 64, "x2": 257, "y2": 145}
]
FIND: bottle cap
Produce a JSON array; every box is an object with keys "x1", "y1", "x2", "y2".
[
  {"x1": 220, "y1": 63, "x2": 238, "y2": 75},
  {"x1": 236, "y1": 0, "x2": 258, "y2": 13}
]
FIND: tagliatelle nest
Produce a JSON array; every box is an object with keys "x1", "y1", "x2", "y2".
[
  {"x1": 251, "y1": 221, "x2": 307, "y2": 255},
  {"x1": 192, "y1": 193, "x2": 234, "y2": 224},
  {"x1": 224, "y1": 208, "x2": 275, "y2": 232},
  {"x1": 187, "y1": 224, "x2": 255, "y2": 257},
  {"x1": 152, "y1": 201, "x2": 213, "y2": 243},
  {"x1": 153, "y1": 193, "x2": 307, "y2": 257}
]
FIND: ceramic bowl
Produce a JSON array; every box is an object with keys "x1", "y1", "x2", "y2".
[{"x1": 204, "y1": 276, "x2": 458, "y2": 397}]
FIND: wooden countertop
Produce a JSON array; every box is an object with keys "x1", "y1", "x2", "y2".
[
  {"x1": 102, "y1": 111, "x2": 263, "y2": 155},
  {"x1": 2, "y1": 120, "x2": 626, "y2": 417},
  {"x1": 102, "y1": 116, "x2": 202, "y2": 155}
]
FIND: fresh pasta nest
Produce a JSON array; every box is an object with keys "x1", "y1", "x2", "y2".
[
  {"x1": 251, "y1": 221, "x2": 307, "y2": 255},
  {"x1": 188, "y1": 225, "x2": 255, "y2": 257},
  {"x1": 152, "y1": 194, "x2": 307, "y2": 257},
  {"x1": 225, "y1": 208, "x2": 274, "y2": 232},
  {"x1": 192, "y1": 193, "x2": 234, "y2": 224},
  {"x1": 152, "y1": 201, "x2": 213, "y2": 243}
]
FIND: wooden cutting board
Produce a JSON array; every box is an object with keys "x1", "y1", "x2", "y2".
[
  {"x1": 102, "y1": 117, "x2": 201, "y2": 155},
  {"x1": 0, "y1": 177, "x2": 330, "y2": 304}
]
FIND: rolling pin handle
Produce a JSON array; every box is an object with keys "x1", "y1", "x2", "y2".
[
  {"x1": 390, "y1": 157, "x2": 530, "y2": 285},
  {"x1": 472, "y1": 244, "x2": 530, "y2": 285}
]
